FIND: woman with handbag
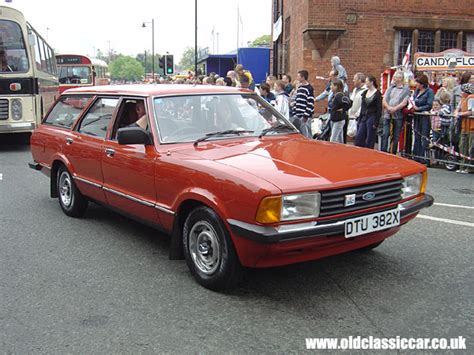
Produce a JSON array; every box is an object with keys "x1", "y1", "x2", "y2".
[{"x1": 329, "y1": 79, "x2": 352, "y2": 143}]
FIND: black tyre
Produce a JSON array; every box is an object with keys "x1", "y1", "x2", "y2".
[
  {"x1": 357, "y1": 240, "x2": 384, "y2": 251},
  {"x1": 183, "y1": 206, "x2": 242, "y2": 291},
  {"x1": 57, "y1": 165, "x2": 88, "y2": 217},
  {"x1": 444, "y1": 154, "x2": 459, "y2": 171}
]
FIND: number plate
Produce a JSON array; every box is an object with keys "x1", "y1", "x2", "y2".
[{"x1": 344, "y1": 208, "x2": 400, "y2": 238}]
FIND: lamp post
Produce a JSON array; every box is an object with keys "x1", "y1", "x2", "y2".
[
  {"x1": 142, "y1": 19, "x2": 155, "y2": 82},
  {"x1": 194, "y1": 0, "x2": 197, "y2": 76}
]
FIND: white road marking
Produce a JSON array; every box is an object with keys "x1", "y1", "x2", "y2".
[
  {"x1": 433, "y1": 202, "x2": 474, "y2": 210},
  {"x1": 417, "y1": 214, "x2": 474, "y2": 228}
]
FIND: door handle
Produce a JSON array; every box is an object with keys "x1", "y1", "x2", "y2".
[
  {"x1": 105, "y1": 148, "x2": 115, "y2": 157},
  {"x1": 65, "y1": 137, "x2": 73, "y2": 145}
]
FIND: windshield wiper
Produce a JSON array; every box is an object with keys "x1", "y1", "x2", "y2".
[
  {"x1": 258, "y1": 123, "x2": 295, "y2": 138},
  {"x1": 193, "y1": 129, "x2": 254, "y2": 146}
]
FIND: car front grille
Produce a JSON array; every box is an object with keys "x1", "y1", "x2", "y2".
[
  {"x1": 319, "y1": 179, "x2": 403, "y2": 217},
  {"x1": 0, "y1": 99, "x2": 8, "y2": 120}
]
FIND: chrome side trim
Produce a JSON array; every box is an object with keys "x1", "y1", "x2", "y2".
[
  {"x1": 73, "y1": 175, "x2": 102, "y2": 188},
  {"x1": 103, "y1": 186, "x2": 155, "y2": 208},
  {"x1": 155, "y1": 204, "x2": 175, "y2": 215},
  {"x1": 40, "y1": 163, "x2": 51, "y2": 170}
]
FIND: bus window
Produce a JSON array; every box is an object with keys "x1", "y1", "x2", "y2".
[
  {"x1": 48, "y1": 46, "x2": 57, "y2": 75},
  {"x1": 35, "y1": 32, "x2": 45, "y2": 71},
  {"x1": 0, "y1": 20, "x2": 29, "y2": 73},
  {"x1": 58, "y1": 66, "x2": 92, "y2": 84},
  {"x1": 27, "y1": 27, "x2": 41, "y2": 70}
]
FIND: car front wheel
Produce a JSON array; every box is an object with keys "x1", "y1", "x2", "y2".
[
  {"x1": 57, "y1": 165, "x2": 88, "y2": 217},
  {"x1": 183, "y1": 206, "x2": 242, "y2": 291}
]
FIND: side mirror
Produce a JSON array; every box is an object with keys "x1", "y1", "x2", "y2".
[{"x1": 117, "y1": 127, "x2": 152, "y2": 145}]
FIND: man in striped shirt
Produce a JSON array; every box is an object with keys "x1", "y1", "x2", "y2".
[{"x1": 290, "y1": 70, "x2": 315, "y2": 138}]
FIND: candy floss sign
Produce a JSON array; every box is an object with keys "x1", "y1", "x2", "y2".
[{"x1": 414, "y1": 49, "x2": 474, "y2": 71}]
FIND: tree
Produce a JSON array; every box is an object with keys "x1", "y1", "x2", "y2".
[
  {"x1": 247, "y1": 34, "x2": 271, "y2": 47},
  {"x1": 136, "y1": 52, "x2": 161, "y2": 75},
  {"x1": 109, "y1": 55, "x2": 144, "y2": 81},
  {"x1": 179, "y1": 46, "x2": 202, "y2": 71}
]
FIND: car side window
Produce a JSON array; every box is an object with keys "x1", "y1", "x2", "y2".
[
  {"x1": 111, "y1": 98, "x2": 149, "y2": 140},
  {"x1": 77, "y1": 97, "x2": 119, "y2": 138},
  {"x1": 43, "y1": 95, "x2": 93, "y2": 128}
]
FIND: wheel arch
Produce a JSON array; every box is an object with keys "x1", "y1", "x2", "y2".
[
  {"x1": 49, "y1": 155, "x2": 74, "y2": 198},
  {"x1": 169, "y1": 196, "x2": 230, "y2": 261}
]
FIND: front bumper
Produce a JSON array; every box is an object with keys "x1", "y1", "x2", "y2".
[
  {"x1": 228, "y1": 194, "x2": 434, "y2": 244},
  {"x1": 0, "y1": 122, "x2": 35, "y2": 133}
]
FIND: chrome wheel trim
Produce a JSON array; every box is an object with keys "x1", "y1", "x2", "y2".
[
  {"x1": 188, "y1": 221, "x2": 221, "y2": 275},
  {"x1": 59, "y1": 171, "x2": 73, "y2": 207}
]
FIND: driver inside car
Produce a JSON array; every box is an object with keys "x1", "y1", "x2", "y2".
[{"x1": 128, "y1": 101, "x2": 148, "y2": 130}]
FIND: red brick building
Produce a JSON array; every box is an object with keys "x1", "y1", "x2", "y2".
[{"x1": 271, "y1": 0, "x2": 474, "y2": 112}]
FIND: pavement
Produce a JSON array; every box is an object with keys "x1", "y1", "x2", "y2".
[{"x1": 0, "y1": 133, "x2": 473, "y2": 353}]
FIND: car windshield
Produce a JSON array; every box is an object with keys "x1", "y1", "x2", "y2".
[
  {"x1": 153, "y1": 93, "x2": 296, "y2": 143},
  {"x1": 0, "y1": 20, "x2": 29, "y2": 73},
  {"x1": 58, "y1": 66, "x2": 92, "y2": 84}
]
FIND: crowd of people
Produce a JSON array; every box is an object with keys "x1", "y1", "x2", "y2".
[
  {"x1": 261, "y1": 58, "x2": 473, "y2": 174},
  {"x1": 139, "y1": 59, "x2": 473, "y2": 173}
]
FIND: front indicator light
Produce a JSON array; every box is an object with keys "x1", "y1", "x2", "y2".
[
  {"x1": 421, "y1": 171, "x2": 427, "y2": 193},
  {"x1": 256, "y1": 196, "x2": 281, "y2": 224}
]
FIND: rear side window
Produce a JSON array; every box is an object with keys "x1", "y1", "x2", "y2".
[
  {"x1": 77, "y1": 97, "x2": 119, "y2": 138},
  {"x1": 44, "y1": 95, "x2": 92, "y2": 128}
]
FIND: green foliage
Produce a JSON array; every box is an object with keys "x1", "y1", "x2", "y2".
[
  {"x1": 179, "y1": 46, "x2": 200, "y2": 71},
  {"x1": 109, "y1": 55, "x2": 144, "y2": 81},
  {"x1": 135, "y1": 52, "x2": 161, "y2": 75},
  {"x1": 248, "y1": 34, "x2": 271, "y2": 47}
]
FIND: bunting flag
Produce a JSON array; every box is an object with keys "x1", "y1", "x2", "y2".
[{"x1": 402, "y1": 43, "x2": 411, "y2": 68}]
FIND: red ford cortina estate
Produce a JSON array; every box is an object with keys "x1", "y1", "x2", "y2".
[{"x1": 30, "y1": 85, "x2": 433, "y2": 290}]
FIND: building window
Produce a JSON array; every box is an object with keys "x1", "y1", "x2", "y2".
[
  {"x1": 440, "y1": 31, "x2": 457, "y2": 51},
  {"x1": 418, "y1": 30, "x2": 435, "y2": 53},
  {"x1": 396, "y1": 30, "x2": 413, "y2": 65},
  {"x1": 463, "y1": 32, "x2": 474, "y2": 52}
]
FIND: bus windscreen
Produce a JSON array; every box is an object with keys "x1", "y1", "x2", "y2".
[
  {"x1": 58, "y1": 66, "x2": 92, "y2": 84},
  {"x1": 0, "y1": 20, "x2": 29, "y2": 73}
]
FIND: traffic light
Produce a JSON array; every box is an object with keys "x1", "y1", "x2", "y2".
[
  {"x1": 159, "y1": 56, "x2": 165, "y2": 69},
  {"x1": 165, "y1": 55, "x2": 174, "y2": 75}
]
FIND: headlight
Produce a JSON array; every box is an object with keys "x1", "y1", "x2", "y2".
[
  {"x1": 11, "y1": 99, "x2": 22, "y2": 120},
  {"x1": 402, "y1": 173, "x2": 426, "y2": 199},
  {"x1": 256, "y1": 192, "x2": 321, "y2": 224}
]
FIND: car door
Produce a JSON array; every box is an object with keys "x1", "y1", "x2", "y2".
[
  {"x1": 66, "y1": 96, "x2": 119, "y2": 203},
  {"x1": 101, "y1": 97, "x2": 161, "y2": 225}
]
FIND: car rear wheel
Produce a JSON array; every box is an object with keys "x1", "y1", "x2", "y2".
[
  {"x1": 183, "y1": 206, "x2": 242, "y2": 291},
  {"x1": 57, "y1": 166, "x2": 88, "y2": 217}
]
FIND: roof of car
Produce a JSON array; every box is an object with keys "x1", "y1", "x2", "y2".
[{"x1": 63, "y1": 84, "x2": 254, "y2": 97}]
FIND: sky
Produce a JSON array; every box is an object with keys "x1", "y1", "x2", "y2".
[{"x1": 4, "y1": 0, "x2": 272, "y2": 61}]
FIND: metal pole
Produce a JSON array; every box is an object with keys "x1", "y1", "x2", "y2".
[
  {"x1": 194, "y1": 0, "x2": 197, "y2": 75},
  {"x1": 152, "y1": 19, "x2": 155, "y2": 82},
  {"x1": 144, "y1": 50, "x2": 147, "y2": 80},
  {"x1": 236, "y1": 6, "x2": 239, "y2": 63}
]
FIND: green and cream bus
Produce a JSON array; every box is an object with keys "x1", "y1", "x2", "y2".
[{"x1": 0, "y1": 6, "x2": 59, "y2": 134}]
